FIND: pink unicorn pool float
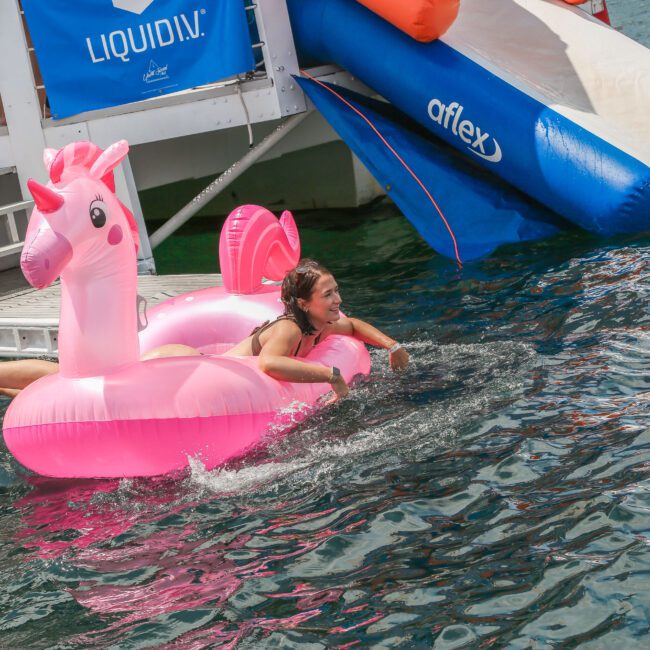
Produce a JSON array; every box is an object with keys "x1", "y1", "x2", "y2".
[{"x1": 3, "y1": 140, "x2": 370, "y2": 479}]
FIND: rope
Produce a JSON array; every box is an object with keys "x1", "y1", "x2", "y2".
[{"x1": 300, "y1": 69, "x2": 462, "y2": 266}]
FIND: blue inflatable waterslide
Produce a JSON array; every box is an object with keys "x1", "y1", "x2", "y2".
[
  {"x1": 287, "y1": 0, "x2": 650, "y2": 262},
  {"x1": 296, "y1": 77, "x2": 563, "y2": 263}
]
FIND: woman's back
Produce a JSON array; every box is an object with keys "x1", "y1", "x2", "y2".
[{"x1": 225, "y1": 316, "x2": 325, "y2": 358}]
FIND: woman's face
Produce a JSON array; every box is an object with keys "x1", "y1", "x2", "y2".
[{"x1": 301, "y1": 273, "x2": 342, "y2": 326}]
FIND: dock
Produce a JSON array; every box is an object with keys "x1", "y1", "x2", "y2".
[{"x1": 0, "y1": 272, "x2": 221, "y2": 358}]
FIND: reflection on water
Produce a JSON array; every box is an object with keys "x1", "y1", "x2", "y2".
[{"x1": 1, "y1": 199, "x2": 649, "y2": 646}]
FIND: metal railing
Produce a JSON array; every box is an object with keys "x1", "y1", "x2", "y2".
[{"x1": 0, "y1": 199, "x2": 32, "y2": 261}]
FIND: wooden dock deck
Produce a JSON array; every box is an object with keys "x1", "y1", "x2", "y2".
[{"x1": 0, "y1": 274, "x2": 221, "y2": 358}]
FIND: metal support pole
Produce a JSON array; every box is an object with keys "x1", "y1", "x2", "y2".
[
  {"x1": 0, "y1": 0, "x2": 47, "y2": 198},
  {"x1": 113, "y1": 155, "x2": 156, "y2": 275},
  {"x1": 149, "y1": 111, "x2": 311, "y2": 249}
]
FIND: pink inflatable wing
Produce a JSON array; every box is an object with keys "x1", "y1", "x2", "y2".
[{"x1": 3, "y1": 151, "x2": 370, "y2": 479}]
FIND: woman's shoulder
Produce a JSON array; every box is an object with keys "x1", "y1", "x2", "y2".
[
  {"x1": 326, "y1": 316, "x2": 354, "y2": 336},
  {"x1": 258, "y1": 316, "x2": 302, "y2": 355},
  {"x1": 266, "y1": 316, "x2": 303, "y2": 338}
]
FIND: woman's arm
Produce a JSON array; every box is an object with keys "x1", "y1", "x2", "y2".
[
  {"x1": 258, "y1": 321, "x2": 349, "y2": 398},
  {"x1": 329, "y1": 317, "x2": 410, "y2": 371}
]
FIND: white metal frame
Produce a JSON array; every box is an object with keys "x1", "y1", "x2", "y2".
[
  {"x1": 149, "y1": 110, "x2": 310, "y2": 248},
  {"x1": 0, "y1": 318, "x2": 59, "y2": 358},
  {"x1": 0, "y1": 0, "x2": 307, "y2": 274},
  {"x1": 0, "y1": 0, "x2": 305, "y2": 175},
  {"x1": 0, "y1": 199, "x2": 32, "y2": 272}
]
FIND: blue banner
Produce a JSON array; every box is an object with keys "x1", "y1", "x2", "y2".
[{"x1": 22, "y1": 0, "x2": 255, "y2": 119}]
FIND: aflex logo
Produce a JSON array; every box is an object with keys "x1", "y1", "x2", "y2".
[
  {"x1": 112, "y1": 0, "x2": 155, "y2": 15},
  {"x1": 427, "y1": 98, "x2": 502, "y2": 163}
]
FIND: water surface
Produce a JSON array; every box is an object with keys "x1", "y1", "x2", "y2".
[
  {"x1": 2, "y1": 203, "x2": 649, "y2": 647},
  {"x1": 1, "y1": 4, "x2": 648, "y2": 647}
]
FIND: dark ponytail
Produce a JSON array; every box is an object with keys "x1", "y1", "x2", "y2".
[{"x1": 281, "y1": 258, "x2": 331, "y2": 335}]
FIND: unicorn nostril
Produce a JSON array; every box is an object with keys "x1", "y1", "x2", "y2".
[{"x1": 20, "y1": 226, "x2": 72, "y2": 289}]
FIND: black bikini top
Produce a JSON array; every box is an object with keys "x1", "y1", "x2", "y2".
[{"x1": 250, "y1": 315, "x2": 323, "y2": 357}]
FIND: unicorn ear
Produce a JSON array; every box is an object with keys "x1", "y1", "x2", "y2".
[
  {"x1": 43, "y1": 148, "x2": 58, "y2": 173},
  {"x1": 90, "y1": 140, "x2": 129, "y2": 180}
]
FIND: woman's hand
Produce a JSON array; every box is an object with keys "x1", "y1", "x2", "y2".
[
  {"x1": 330, "y1": 373, "x2": 350, "y2": 399},
  {"x1": 389, "y1": 346, "x2": 409, "y2": 371}
]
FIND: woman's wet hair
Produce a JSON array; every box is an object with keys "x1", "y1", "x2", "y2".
[{"x1": 281, "y1": 258, "x2": 331, "y2": 334}]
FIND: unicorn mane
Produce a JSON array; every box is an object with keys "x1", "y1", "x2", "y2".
[{"x1": 46, "y1": 141, "x2": 140, "y2": 252}]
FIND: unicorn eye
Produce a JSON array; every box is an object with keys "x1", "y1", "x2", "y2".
[{"x1": 89, "y1": 199, "x2": 107, "y2": 228}]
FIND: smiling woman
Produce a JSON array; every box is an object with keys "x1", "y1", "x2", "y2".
[
  {"x1": 0, "y1": 256, "x2": 409, "y2": 401},
  {"x1": 223, "y1": 258, "x2": 410, "y2": 399}
]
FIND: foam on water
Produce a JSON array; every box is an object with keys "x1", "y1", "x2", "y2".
[{"x1": 187, "y1": 340, "x2": 539, "y2": 501}]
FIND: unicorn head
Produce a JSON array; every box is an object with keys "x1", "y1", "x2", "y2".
[
  {"x1": 21, "y1": 140, "x2": 142, "y2": 377},
  {"x1": 22, "y1": 140, "x2": 139, "y2": 289}
]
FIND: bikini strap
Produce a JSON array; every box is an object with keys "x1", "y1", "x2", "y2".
[{"x1": 250, "y1": 315, "x2": 302, "y2": 357}]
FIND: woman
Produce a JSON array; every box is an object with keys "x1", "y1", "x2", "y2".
[{"x1": 0, "y1": 259, "x2": 408, "y2": 400}]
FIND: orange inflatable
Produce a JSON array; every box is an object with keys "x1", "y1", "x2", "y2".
[
  {"x1": 356, "y1": 0, "x2": 460, "y2": 42},
  {"x1": 560, "y1": 0, "x2": 610, "y2": 25}
]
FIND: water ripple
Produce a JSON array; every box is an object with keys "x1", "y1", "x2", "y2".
[{"x1": 1, "y1": 206, "x2": 650, "y2": 647}]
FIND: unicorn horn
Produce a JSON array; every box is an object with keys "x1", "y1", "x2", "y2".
[{"x1": 27, "y1": 179, "x2": 64, "y2": 213}]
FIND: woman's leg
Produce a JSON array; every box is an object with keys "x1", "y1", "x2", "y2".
[
  {"x1": 0, "y1": 359, "x2": 59, "y2": 397},
  {"x1": 139, "y1": 344, "x2": 202, "y2": 361},
  {"x1": 0, "y1": 346, "x2": 203, "y2": 398}
]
